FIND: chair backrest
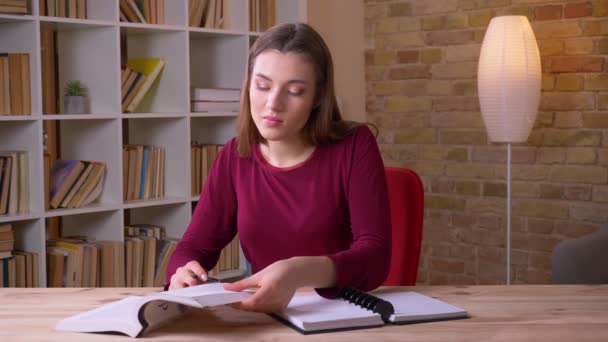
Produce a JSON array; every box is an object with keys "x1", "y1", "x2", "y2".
[
  {"x1": 383, "y1": 167, "x2": 424, "y2": 286},
  {"x1": 552, "y1": 226, "x2": 608, "y2": 284}
]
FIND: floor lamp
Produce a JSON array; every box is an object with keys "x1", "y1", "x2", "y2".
[{"x1": 477, "y1": 16, "x2": 541, "y2": 285}]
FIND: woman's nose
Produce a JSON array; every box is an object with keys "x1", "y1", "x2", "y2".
[{"x1": 266, "y1": 89, "x2": 285, "y2": 111}]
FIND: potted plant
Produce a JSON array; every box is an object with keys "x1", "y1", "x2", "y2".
[{"x1": 63, "y1": 80, "x2": 88, "y2": 114}]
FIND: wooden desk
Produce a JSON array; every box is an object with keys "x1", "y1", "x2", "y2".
[{"x1": 1, "y1": 285, "x2": 607, "y2": 341}]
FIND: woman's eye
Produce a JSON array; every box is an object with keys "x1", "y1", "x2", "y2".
[
  {"x1": 288, "y1": 89, "x2": 303, "y2": 96},
  {"x1": 255, "y1": 83, "x2": 270, "y2": 90}
]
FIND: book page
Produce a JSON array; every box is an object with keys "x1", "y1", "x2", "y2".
[
  {"x1": 374, "y1": 292, "x2": 468, "y2": 323},
  {"x1": 277, "y1": 294, "x2": 383, "y2": 332}
]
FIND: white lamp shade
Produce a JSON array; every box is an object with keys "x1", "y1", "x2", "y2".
[{"x1": 478, "y1": 16, "x2": 541, "y2": 143}]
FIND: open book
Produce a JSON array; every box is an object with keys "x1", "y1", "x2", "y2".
[
  {"x1": 55, "y1": 283, "x2": 251, "y2": 338},
  {"x1": 55, "y1": 284, "x2": 468, "y2": 337},
  {"x1": 275, "y1": 287, "x2": 469, "y2": 334}
]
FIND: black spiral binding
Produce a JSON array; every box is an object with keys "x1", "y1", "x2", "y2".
[{"x1": 339, "y1": 287, "x2": 395, "y2": 323}]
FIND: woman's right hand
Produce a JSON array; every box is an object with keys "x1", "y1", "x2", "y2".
[{"x1": 168, "y1": 260, "x2": 209, "y2": 290}]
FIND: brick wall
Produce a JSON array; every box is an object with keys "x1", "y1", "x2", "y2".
[{"x1": 364, "y1": 0, "x2": 608, "y2": 285}]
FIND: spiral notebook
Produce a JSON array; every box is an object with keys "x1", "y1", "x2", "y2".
[{"x1": 274, "y1": 288, "x2": 469, "y2": 334}]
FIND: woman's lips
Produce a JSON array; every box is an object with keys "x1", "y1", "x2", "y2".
[{"x1": 263, "y1": 116, "x2": 282, "y2": 127}]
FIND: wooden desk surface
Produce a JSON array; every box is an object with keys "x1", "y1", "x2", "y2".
[{"x1": 1, "y1": 285, "x2": 607, "y2": 341}]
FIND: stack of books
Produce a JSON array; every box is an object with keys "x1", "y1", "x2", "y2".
[
  {"x1": 1, "y1": 223, "x2": 40, "y2": 288},
  {"x1": 0, "y1": 151, "x2": 29, "y2": 216},
  {"x1": 190, "y1": 143, "x2": 222, "y2": 195},
  {"x1": 190, "y1": 87, "x2": 240, "y2": 113},
  {"x1": 119, "y1": 0, "x2": 164, "y2": 24},
  {"x1": 122, "y1": 58, "x2": 167, "y2": 113},
  {"x1": 0, "y1": 0, "x2": 28, "y2": 14},
  {"x1": 40, "y1": 0, "x2": 87, "y2": 18},
  {"x1": 49, "y1": 159, "x2": 106, "y2": 209},
  {"x1": 123, "y1": 144, "x2": 165, "y2": 201},
  {"x1": 0, "y1": 53, "x2": 31, "y2": 115},
  {"x1": 208, "y1": 234, "x2": 240, "y2": 279},
  {"x1": 124, "y1": 224, "x2": 178, "y2": 287},
  {"x1": 46, "y1": 237, "x2": 124, "y2": 287}
]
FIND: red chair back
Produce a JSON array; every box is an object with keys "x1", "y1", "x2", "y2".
[{"x1": 383, "y1": 167, "x2": 424, "y2": 286}]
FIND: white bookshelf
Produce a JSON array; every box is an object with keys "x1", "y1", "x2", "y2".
[{"x1": 0, "y1": 0, "x2": 305, "y2": 287}]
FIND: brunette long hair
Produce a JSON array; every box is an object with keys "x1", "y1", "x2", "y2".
[{"x1": 236, "y1": 22, "x2": 361, "y2": 157}]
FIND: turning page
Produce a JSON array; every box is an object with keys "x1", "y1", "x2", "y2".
[{"x1": 55, "y1": 283, "x2": 251, "y2": 338}]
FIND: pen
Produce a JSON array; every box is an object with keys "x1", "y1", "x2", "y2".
[{"x1": 189, "y1": 271, "x2": 220, "y2": 283}]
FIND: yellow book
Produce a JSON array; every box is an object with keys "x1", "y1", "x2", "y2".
[{"x1": 124, "y1": 58, "x2": 167, "y2": 113}]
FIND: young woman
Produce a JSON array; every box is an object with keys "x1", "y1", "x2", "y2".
[{"x1": 166, "y1": 23, "x2": 391, "y2": 313}]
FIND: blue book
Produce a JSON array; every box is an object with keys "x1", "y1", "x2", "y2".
[{"x1": 139, "y1": 146, "x2": 148, "y2": 200}]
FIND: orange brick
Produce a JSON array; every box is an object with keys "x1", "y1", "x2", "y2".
[
  {"x1": 397, "y1": 50, "x2": 419, "y2": 63},
  {"x1": 571, "y1": 203, "x2": 608, "y2": 223},
  {"x1": 540, "y1": 92, "x2": 595, "y2": 111},
  {"x1": 593, "y1": 185, "x2": 608, "y2": 202},
  {"x1": 555, "y1": 74, "x2": 584, "y2": 91},
  {"x1": 550, "y1": 165, "x2": 607, "y2": 184},
  {"x1": 426, "y1": 31, "x2": 474, "y2": 45},
  {"x1": 555, "y1": 112, "x2": 583, "y2": 128},
  {"x1": 388, "y1": 3, "x2": 412, "y2": 17},
  {"x1": 389, "y1": 65, "x2": 430, "y2": 79},
  {"x1": 539, "y1": 183, "x2": 562, "y2": 199},
  {"x1": 440, "y1": 130, "x2": 487, "y2": 145},
  {"x1": 593, "y1": 0, "x2": 608, "y2": 17},
  {"x1": 544, "y1": 56, "x2": 604, "y2": 73},
  {"x1": 563, "y1": 38, "x2": 594, "y2": 55},
  {"x1": 582, "y1": 112, "x2": 608, "y2": 128},
  {"x1": 535, "y1": 5, "x2": 562, "y2": 20},
  {"x1": 534, "y1": 21, "x2": 582, "y2": 39},
  {"x1": 585, "y1": 73, "x2": 608, "y2": 90},
  {"x1": 542, "y1": 129, "x2": 602, "y2": 146},
  {"x1": 563, "y1": 185, "x2": 592, "y2": 201},
  {"x1": 599, "y1": 93, "x2": 608, "y2": 109},
  {"x1": 433, "y1": 97, "x2": 480, "y2": 111},
  {"x1": 538, "y1": 40, "x2": 564, "y2": 56},
  {"x1": 565, "y1": 2, "x2": 593, "y2": 18},
  {"x1": 582, "y1": 19, "x2": 608, "y2": 35}
]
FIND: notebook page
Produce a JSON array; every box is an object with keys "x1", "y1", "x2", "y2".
[
  {"x1": 278, "y1": 294, "x2": 383, "y2": 331},
  {"x1": 375, "y1": 292, "x2": 467, "y2": 323}
]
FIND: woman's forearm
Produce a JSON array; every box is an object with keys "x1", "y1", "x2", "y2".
[{"x1": 287, "y1": 256, "x2": 338, "y2": 289}]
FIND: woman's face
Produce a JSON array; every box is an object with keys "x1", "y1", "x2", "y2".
[{"x1": 249, "y1": 49, "x2": 317, "y2": 145}]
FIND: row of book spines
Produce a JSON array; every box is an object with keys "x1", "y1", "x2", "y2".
[
  {"x1": 0, "y1": 151, "x2": 29, "y2": 216},
  {"x1": 120, "y1": 0, "x2": 164, "y2": 24},
  {"x1": 46, "y1": 234, "x2": 178, "y2": 288},
  {"x1": 121, "y1": 66, "x2": 145, "y2": 112},
  {"x1": 1, "y1": 250, "x2": 40, "y2": 288},
  {"x1": 0, "y1": 0, "x2": 28, "y2": 15},
  {"x1": 189, "y1": 0, "x2": 228, "y2": 29},
  {"x1": 209, "y1": 234, "x2": 240, "y2": 276},
  {"x1": 39, "y1": 0, "x2": 86, "y2": 19},
  {"x1": 191, "y1": 143, "x2": 222, "y2": 196},
  {"x1": 249, "y1": 0, "x2": 275, "y2": 32},
  {"x1": 48, "y1": 159, "x2": 106, "y2": 209},
  {"x1": 0, "y1": 53, "x2": 31, "y2": 115},
  {"x1": 123, "y1": 144, "x2": 165, "y2": 202}
]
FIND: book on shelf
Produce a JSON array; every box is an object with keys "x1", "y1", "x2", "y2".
[
  {"x1": 0, "y1": 223, "x2": 40, "y2": 288},
  {"x1": 0, "y1": 151, "x2": 29, "y2": 215},
  {"x1": 55, "y1": 283, "x2": 468, "y2": 337},
  {"x1": 191, "y1": 87, "x2": 240, "y2": 102},
  {"x1": 190, "y1": 101, "x2": 239, "y2": 113},
  {"x1": 124, "y1": 58, "x2": 167, "y2": 113},
  {"x1": 123, "y1": 145, "x2": 164, "y2": 201},
  {"x1": 119, "y1": 0, "x2": 164, "y2": 24},
  {"x1": 248, "y1": 0, "x2": 275, "y2": 32},
  {"x1": 40, "y1": 0, "x2": 87, "y2": 19},
  {"x1": 49, "y1": 159, "x2": 106, "y2": 209},
  {"x1": 0, "y1": 53, "x2": 31, "y2": 115},
  {"x1": 0, "y1": 0, "x2": 28, "y2": 15}
]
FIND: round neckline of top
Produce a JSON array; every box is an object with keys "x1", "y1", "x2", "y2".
[{"x1": 254, "y1": 143, "x2": 319, "y2": 172}]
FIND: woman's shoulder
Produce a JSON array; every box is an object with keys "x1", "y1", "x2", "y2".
[{"x1": 333, "y1": 124, "x2": 377, "y2": 149}]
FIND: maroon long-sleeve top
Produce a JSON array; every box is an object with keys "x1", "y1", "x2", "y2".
[{"x1": 166, "y1": 126, "x2": 391, "y2": 295}]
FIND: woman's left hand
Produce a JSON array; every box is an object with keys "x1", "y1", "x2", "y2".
[{"x1": 223, "y1": 259, "x2": 298, "y2": 312}]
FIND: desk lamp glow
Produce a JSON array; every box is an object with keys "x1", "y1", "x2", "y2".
[{"x1": 477, "y1": 16, "x2": 541, "y2": 285}]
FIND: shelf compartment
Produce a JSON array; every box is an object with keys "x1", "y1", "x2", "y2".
[
  {"x1": 124, "y1": 117, "x2": 189, "y2": 200},
  {"x1": 0, "y1": 120, "x2": 44, "y2": 214},
  {"x1": 52, "y1": 25, "x2": 121, "y2": 114},
  {"x1": 59, "y1": 209, "x2": 124, "y2": 241},
  {"x1": 0, "y1": 20, "x2": 40, "y2": 115},
  {"x1": 189, "y1": 32, "x2": 248, "y2": 90},
  {"x1": 51, "y1": 119, "x2": 122, "y2": 207},
  {"x1": 126, "y1": 202, "x2": 191, "y2": 239},
  {"x1": 122, "y1": 29, "x2": 188, "y2": 113}
]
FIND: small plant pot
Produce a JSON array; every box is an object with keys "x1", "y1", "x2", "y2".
[{"x1": 64, "y1": 96, "x2": 88, "y2": 114}]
